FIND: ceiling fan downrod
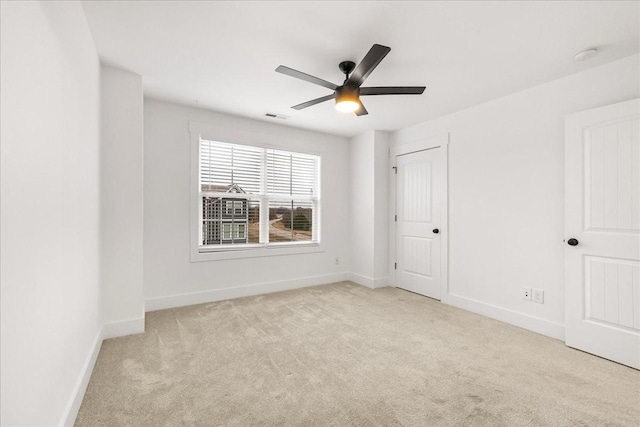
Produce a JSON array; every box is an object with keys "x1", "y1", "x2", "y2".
[{"x1": 338, "y1": 61, "x2": 356, "y2": 83}]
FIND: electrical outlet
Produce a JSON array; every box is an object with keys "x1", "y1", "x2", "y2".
[
  {"x1": 522, "y1": 287, "x2": 532, "y2": 301},
  {"x1": 335, "y1": 257, "x2": 340, "y2": 265},
  {"x1": 533, "y1": 289, "x2": 544, "y2": 304}
]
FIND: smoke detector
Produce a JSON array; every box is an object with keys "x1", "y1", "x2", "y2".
[{"x1": 574, "y1": 48, "x2": 598, "y2": 62}]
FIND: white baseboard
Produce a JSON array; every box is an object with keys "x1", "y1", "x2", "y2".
[
  {"x1": 145, "y1": 272, "x2": 350, "y2": 312},
  {"x1": 446, "y1": 292, "x2": 565, "y2": 340},
  {"x1": 349, "y1": 273, "x2": 389, "y2": 289},
  {"x1": 58, "y1": 316, "x2": 146, "y2": 426},
  {"x1": 59, "y1": 328, "x2": 103, "y2": 427},
  {"x1": 102, "y1": 316, "x2": 145, "y2": 340}
]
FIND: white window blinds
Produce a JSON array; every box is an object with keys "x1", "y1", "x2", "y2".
[
  {"x1": 266, "y1": 150, "x2": 318, "y2": 198},
  {"x1": 200, "y1": 140, "x2": 262, "y2": 194},
  {"x1": 200, "y1": 140, "x2": 319, "y2": 198}
]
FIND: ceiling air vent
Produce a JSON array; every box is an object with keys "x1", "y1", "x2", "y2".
[{"x1": 265, "y1": 113, "x2": 289, "y2": 120}]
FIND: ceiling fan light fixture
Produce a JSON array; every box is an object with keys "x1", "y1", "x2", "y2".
[
  {"x1": 335, "y1": 87, "x2": 359, "y2": 113},
  {"x1": 335, "y1": 99, "x2": 359, "y2": 113}
]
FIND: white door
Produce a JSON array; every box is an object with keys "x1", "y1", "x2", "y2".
[
  {"x1": 396, "y1": 148, "x2": 442, "y2": 299},
  {"x1": 565, "y1": 98, "x2": 640, "y2": 369}
]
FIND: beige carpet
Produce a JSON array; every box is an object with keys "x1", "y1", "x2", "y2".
[{"x1": 76, "y1": 282, "x2": 640, "y2": 426}]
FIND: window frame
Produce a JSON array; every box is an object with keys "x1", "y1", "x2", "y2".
[{"x1": 189, "y1": 121, "x2": 325, "y2": 262}]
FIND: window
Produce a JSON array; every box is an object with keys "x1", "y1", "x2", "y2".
[
  {"x1": 221, "y1": 223, "x2": 246, "y2": 240},
  {"x1": 222, "y1": 223, "x2": 232, "y2": 240},
  {"x1": 225, "y1": 200, "x2": 244, "y2": 216},
  {"x1": 236, "y1": 224, "x2": 246, "y2": 239},
  {"x1": 198, "y1": 138, "x2": 319, "y2": 252}
]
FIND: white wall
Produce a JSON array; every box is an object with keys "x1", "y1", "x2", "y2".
[
  {"x1": 143, "y1": 99, "x2": 350, "y2": 308},
  {"x1": 100, "y1": 66, "x2": 145, "y2": 337},
  {"x1": 373, "y1": 132, "x2": 390, "y2": 280},
  {"x1": 391, "y1": 55, "x2": 640, "y2": 339},
  {"x1": 349, "y1": 131, "x2": 390, "y2": 288},
  {"x1": 0, "y1": 2, "x2": 102, "y2": 426},
  {"x1": 349, "y1": 132, "x2": 376, "y2": 282}
]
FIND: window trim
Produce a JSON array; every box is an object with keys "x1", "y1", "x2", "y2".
[{"x1": 189, "y1": 121, "x2": 325, "y2": 262}]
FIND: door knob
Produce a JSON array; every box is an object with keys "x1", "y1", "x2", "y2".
[
  {"x1": 567, "y1": 238, "x2": 579, "y2": 246},
  {"x1": 433, "y1": 228, "x2": 439, "y2": 234}
]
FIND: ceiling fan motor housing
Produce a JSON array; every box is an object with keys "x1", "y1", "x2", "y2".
[{"x1": 335, "y1": 85, "x2": 359, "y2": 99}]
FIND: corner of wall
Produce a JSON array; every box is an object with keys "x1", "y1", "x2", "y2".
[
  {"x1": 373, "y1": 131, "x2": 390, "y2": 280},
  {"x1": 349, "y1": 273, "x2": 389, "y2": 289},
  {"x1": 58, "y1": 327, "x2": 103, "y2": 427},
  {"x1": 100, "y1": 65, "x2": 146, "y2": 334},
  {"x1": 347, "y1": 130, "x2": 391, "y2": 285},
  {"x1": 102, "y1": 316, "x2": 146, "y2": 340}
]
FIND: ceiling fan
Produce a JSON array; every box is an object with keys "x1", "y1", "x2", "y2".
[{"x1": 276, "y1": 44, "x2": 425, "y2": 116}]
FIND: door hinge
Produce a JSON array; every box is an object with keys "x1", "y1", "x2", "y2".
[
  {"x1": 392, "y1": 166, "x2": 397, "y2": 174},
  {"x1": 394, "y1": 262, "x2": 397, "y2": 270},
  {"x1": 394, "y1": 214, "x2": 397, "y2": 222}
]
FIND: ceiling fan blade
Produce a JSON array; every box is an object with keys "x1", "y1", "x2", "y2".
[
  {"x1": 355, "y1": 100, "x2": 368, "y2": 116},
  {"x1": 346, "y1": 44, "x2": 391, "y2": 88},
  {"x1": 291, "y1": 94, "x2": 335, "y2": 110},
  {"x1": 276, "y1": 65, "x2": 338, "y2": 90},
  {"x1": 360, "y1": 86, "x2": 426, "y2": 96}
]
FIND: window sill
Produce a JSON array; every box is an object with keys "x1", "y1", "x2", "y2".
[{"x1": 190, "y1": 242, "x2": 323, "y2": 262}]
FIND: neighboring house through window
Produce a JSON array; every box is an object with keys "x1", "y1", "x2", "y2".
[{"x1": 202, "y1": 183, "x2": 249, "y2": 245}]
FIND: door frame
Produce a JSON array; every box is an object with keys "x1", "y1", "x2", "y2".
[{"x1": 389, "y1": 133, "x2": 449, "y2": 302}]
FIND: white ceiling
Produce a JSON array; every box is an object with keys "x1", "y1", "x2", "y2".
[{"x1": 82, "y1": 1, "x2": 639, "y2": 137}]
